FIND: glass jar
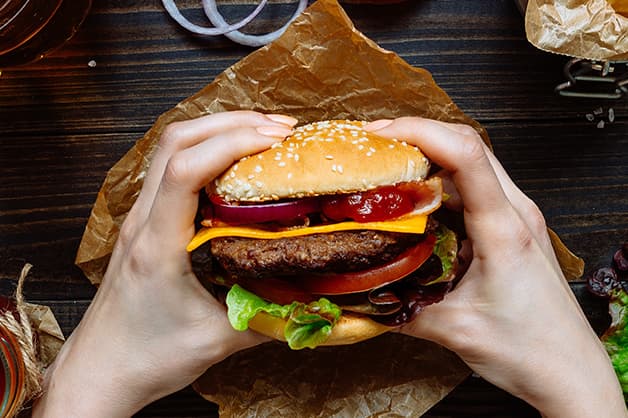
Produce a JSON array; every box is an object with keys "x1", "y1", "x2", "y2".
[
  {"x1": 0, "y1": 296, "x2": 25, "y2": 418},
  {"x1": 0, "y1": 0, "x2": 92, "y2": 68}
]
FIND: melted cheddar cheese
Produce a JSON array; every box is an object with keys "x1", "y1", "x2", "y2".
[{"x1": 187, "y1": 214, "x2": 428, "y2": 252}]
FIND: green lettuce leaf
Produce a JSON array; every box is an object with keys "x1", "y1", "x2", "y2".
[
  {"x1": 226, "y1": 284, "x2": 341, "y2": 350},
  {"x1": 425, "y1": 225, "x2": 458, "y2": 285},
  {"x1": 602, "y1": 287, "x2": 628, "y2": 400}
]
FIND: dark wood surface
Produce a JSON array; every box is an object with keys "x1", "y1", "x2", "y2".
[{"x1": 1, "y1": 0, "x2": 626, "y2": 416}]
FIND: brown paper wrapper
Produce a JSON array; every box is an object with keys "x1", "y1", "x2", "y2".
[
  {"x1": 194, "y1": 335, "x2": 469, "y2": 417},
  {"x1": 22, "y1": 303, "x2": 65, "y2": 368},
  {"x1": 75, "y1": 0, "x2": 584, "y2": 415},
  {"x1": 525, "y1": 0, "x2": 628, "y2": 60}
]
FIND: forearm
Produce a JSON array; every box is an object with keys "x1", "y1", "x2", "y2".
[{"x1": 526, "y1": 346, "x2": 627, "y2": 418}]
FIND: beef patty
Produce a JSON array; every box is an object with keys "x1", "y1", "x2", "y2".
[{"x1": 210, "y1": 230, "x2": 424, "y2": 279}]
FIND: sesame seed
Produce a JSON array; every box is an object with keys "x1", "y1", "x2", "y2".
[
  {"x1": 271, "y1": 142, "x2": 282, "y2": 149},
  {"x1": 278, "y1": 161, "x2": 286, "y2": 167},
  {"x1": 389, "y1": 144, "x2": 395, "y2": 149},
  {"x1": 358, "y1": 145, "x2": 364, "y2": 150},
  {"x1": 401, "y1": 141, "x2": 408, "y2": 146},
  {"x1": 325, "y1": 155, "x2": 334, "y2": 160},
  {"x1": 257, "y1": 154, "x2": 263, "y2": 159},
  {"x1": 369, "y1": 147, "x2": 376, "y2": 153},
  {"x1": 248, "y1": 174, "x2": 255, "y2": 180},
  {"x1": 230, "y1": 172, "x2": 236, "y2": 178},
  {"x1": 331, "y1": 164, "x2": 337, "y2": 172},
  {"x1": 287, "y1": 172, "x2": 293, "y2": 179},
  {"x1": 337, "y1": 165, "x2": 343, "y2": 174},
  {"x1": 366, "y1": 152, "x2": 372, "y2": 157},
  {"x1": 255, "y1": 181, "x2": 263, "y2": 188},
  {"x1": 287, "y1": 153, "x2": 293, "y2": 158},
  {"x1": 232, "y1": 164, "x2": 239, "y2": 171},
  {"x1": 255, "y1": 165, "x2": 262, "y2": 173},
  {"x1": 294, "y1": 154, "x2": 299, "y2": 161}
]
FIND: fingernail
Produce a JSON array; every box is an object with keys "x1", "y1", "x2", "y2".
[
  {"x1": 256, "y1": 125, "x2": 293, "y2": 138},
  {"x1": 266, "y1": 114, "x2": 298, "y2": 127},
  {"x1": 364, "y1": 119, "x2": 393, "y2": 131}
]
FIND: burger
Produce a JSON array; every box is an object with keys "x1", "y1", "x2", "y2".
[{"x1": 189, "y1": 120, "x2": 459, "y2": 349}]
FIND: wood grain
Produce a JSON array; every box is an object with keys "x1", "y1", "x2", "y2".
[{"x1": 1, "y1": 0, "x2": 626, "y2": 416}]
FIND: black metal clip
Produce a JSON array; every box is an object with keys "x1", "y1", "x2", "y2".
[{"x1": 555, "y1": 58, "x2": 628, "y2": 99}]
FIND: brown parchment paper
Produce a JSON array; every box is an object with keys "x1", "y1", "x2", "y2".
[
  {"x1": 75, "y1": 0, "x2": 584, "y2": 415},
  {"x1": 23, "y1": 302, "x2": 65, "y2": 367},
  {"x1": 525, "y1": 0, "x2": 628, "y2": 60}
]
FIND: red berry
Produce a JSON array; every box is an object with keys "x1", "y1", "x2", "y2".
[{"x1": 614, "y1": 249, "x2": 628, "y2": 272}]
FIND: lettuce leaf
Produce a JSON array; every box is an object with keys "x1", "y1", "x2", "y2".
[
  {"x1": 602, "y1": 287, "x2": 628, "y2": 400},
  {"x1": 226, "y1": 284, "x2": 341, "y2": 350},
  {"x1": 425, "y1": 225, "x2": 458, "y2": 285}
]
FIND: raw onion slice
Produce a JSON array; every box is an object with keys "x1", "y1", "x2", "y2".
[
  {"x1": 203, "y1": 0, "x2": 308, "y2": 47},
  {"x1": 162, "y1": 0, "x2": 268, "y2": 36},
  {"x1": 209, "y1": 195, "x2": 321, "y2": 225}
]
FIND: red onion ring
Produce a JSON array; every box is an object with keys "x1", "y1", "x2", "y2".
[
  {"x1": 208, "y1": 195, "x2": 321, "y2": 225},
  {"x1": 162, "y1": 0, "x2": 268, "y2": 36},
  {"x1": 202, "y1": 0, "x2": 308, "y2": 47}
]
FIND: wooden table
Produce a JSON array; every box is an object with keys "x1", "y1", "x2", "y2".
[{"x1": 1, "y1": 0, "x2": 626, "y2": 416}]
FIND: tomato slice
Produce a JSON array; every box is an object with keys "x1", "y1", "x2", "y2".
[
  {"x1": 299, "y1": 234, "x2": 436, "y2": 295},
  {"x1": 237, "y1": 277, "x2": 315, "y2": 305}
]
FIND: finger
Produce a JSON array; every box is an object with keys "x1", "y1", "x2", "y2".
[
  {"x1": 481, "y1": 146, "x2": 555, "y2": 255},
  {"x1": 145, "y1": 125, "x2": 292, "y2": 250},
  {"x1": 397, "y1": 294, "x2": 463, "y2": 346},
  {"x1": 435, "y1": 169, "x2": 463, "y2": 211},
  {"x1": 365, "y1": 117, "x2": 514, "y2": 249},
  {"x1": 129, "y1": 112, "x2": 297, "y2": 227},
  {"x1": 477, "y1": 143, "x2": 566, "y2": 280},
  {"x1": 402, "y1": 119, "x2": 559, "y2": 273}
]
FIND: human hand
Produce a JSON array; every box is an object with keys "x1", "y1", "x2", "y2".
[
  {"x1": 365, "y1": 117, "x2": 627, "y2": 418},
  {"x1": 33, "y1": 111, "x2": 298, "y2": 418}
]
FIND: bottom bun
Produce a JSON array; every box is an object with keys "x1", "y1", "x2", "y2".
[{"x1": 248, "y1": 311, "x2": 394, "y2": 346}]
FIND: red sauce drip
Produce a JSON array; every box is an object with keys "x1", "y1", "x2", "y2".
[{"x1": 322, "y1": 182, "x2": 434, "y2": 222}]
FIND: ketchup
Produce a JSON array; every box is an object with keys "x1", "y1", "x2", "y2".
[
  {"x1": 0, "y1": 295, "x2": 26, "y2": 418},
  {"x1": 322, "y1": 182, "x2": 434, "y2": 222}
]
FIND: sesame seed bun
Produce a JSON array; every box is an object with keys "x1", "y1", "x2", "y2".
[
  {"x1": 248, "y1": 310, "x2": 393, "y2": 346},
  {"x1": 212, "y1": 120, "x2": 430, "y2": 202}
]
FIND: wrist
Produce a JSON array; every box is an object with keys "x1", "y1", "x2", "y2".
[{"x1": 32, "y1": 326, "x2": 149, "y2": 418}]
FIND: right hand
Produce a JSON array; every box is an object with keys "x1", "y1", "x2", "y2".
[{"x1": 365, "y1": 117, "x2": 627, "y2": 418}]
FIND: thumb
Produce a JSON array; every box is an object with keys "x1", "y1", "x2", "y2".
[{"x1": 397, "y1": 296, "x2": 463, "y2": 350}]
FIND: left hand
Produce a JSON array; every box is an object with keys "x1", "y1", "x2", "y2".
[{"x1": 33, "y1": 111, "x2": 298, "y2": 418}]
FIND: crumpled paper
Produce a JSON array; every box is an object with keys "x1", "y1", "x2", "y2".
[
  {"x1": 22, "y1": 303, "x2": 65, "y2": 368},
  {"x1": 526, "y1": 0, "x2": 628, "y2": 60},
  {"x1": 75, "y1": 0, "x2": 584, "y2": 415}
]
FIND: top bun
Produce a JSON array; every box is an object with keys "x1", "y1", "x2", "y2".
[{"x1": 212, "y1": 120, "x2": 430, "y2": 202}]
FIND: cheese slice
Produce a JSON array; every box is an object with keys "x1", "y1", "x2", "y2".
[{"x1": 187, "y1": 214, "x2": 428, "y2": 252}]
